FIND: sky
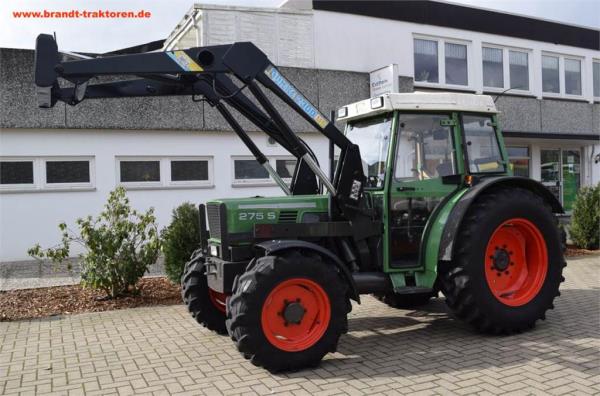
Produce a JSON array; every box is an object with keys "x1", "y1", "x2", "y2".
[{"x1": 1, "y1": 0, "x2": 598, "y2": 53}]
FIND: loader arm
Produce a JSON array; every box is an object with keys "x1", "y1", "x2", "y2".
[{"x1": 34, "y1": 34, "x2": 371, "y2": 227}]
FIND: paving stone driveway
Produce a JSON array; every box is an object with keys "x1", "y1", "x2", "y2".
[{"x1": 1, "y1": 256, "x2": 598, "y2": 395}]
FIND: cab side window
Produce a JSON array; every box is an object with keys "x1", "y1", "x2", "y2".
[
  {"x1": 463, "y1": 115, "x2": 504, "y2": 173},
  {"x1": 395, "y1": 114, "x2": 454, "y2": 180}
]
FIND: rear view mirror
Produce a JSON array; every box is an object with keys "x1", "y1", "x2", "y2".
[{"x1": 35, "y1": 34, "x2": 60, "y2": 108}]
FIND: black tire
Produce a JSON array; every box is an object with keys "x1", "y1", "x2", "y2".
[
  {"x1": 226, "y1": 250, "x2": 351, "y2": 372},
  {"x1": 181, "y1": 248, "x2": 203, "y2": 305},
  {"x1": 374, "y1": 292, "x2": 435, "y2": 309},
  {"x1": 181, "y1": 252, "x2": 227, "y2": 335},
  {"x1": 439, "y1": 187, "x2": 565, "y2": 334}
]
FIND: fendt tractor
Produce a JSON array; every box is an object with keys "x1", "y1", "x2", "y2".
[{"x1": 35, "y1": 35, "x2": 565, "y2": 372}]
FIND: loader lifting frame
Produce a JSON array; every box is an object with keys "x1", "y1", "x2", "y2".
[{"x1": 35, "y1": 34, "x2": 376, "y2": 239}]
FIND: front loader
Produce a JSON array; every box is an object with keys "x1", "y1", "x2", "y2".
[{"x1": 35, "y1": 34, "x2": 566, "y2": 372}]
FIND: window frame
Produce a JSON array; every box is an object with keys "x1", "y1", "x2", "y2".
[
  {"x1": 231, "y1": 156, "x2": 273, "y2": 187},
  {"x1": 1, "y1": 156, "x2": 96, "y2": 193},
  {"x1": 0, "y1": 157, "x2": 38, "y2": 192},
  {"x1": 116, "y1": 156, "x2": 214, "y2": 189},
  {"x1": 460, "y1": 113, "x2": 507, "y2": 175},
  {"x1": 393, "y1": 112, "x2": 456, "y2": 182},
  {"x1": 166, "y1": 156, "x2": 213, "y2": 187},
  {"x1": 117, "y1": 157, "x2": 163, "y2": 188},
  {"x1": 481, "y1": 43, "x2": 533, "y2": 96},
  {"x1": 481, "y1": 46, "x2": 504, "y2": 89},
  {"x1": 272, "y1": 156, "x2": 297, "y2": 184},
  {"x1": 540, "y1": 51, "x2": 585, "y2": 99},
  {"x1": 541, "y1": 54, "x2": 561, "y2": 95},
  {"x1": 413, "y1": 34, "x2": 473, "y2": 91},
  {"x1": 42, "y1": 156, "x2": 95, "y2": 190},
  {"x1": 231, "y1": 156, "x2": 299, "y2": 187},
  {"x1": 564, "y1": 56, "x2": 583, "y2": 97}
]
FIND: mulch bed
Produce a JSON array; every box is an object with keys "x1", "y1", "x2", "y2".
[
  {"x1": 565, "y1": 245, "x2": 599, "y2": 258},
  {"x1": 0, "y1": 277, "x2": 182, "y2": 322}
]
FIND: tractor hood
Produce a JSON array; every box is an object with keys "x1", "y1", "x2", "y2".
[{"x1": 206, "y1": 194, "x2": 329, "y2": 241}]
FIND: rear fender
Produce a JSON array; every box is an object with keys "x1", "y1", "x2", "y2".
[
  {"x1": 255, "y1": 240, "x2": 360, "y2": 303},
  {"x1": 438, "y1": 176, "x2": 563, "y2": 262}
]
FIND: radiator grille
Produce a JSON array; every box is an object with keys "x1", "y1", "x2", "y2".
[
  {"x1": 278, "y1": 210, "x2": 298, "y2": 223},
  {"x1": 207, "y1": 203, "x2": 222, "y2": 240}
]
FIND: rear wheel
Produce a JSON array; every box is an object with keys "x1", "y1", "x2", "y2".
[
  {"x1": 226, "y1": 250, "x2": 351, "y2": 372},
  {"x1": 181, "y1": 252, "x2": 227, "y2": 335},
  {"x1": 440, "y1": 187, "x2": 565, "y2": 333}
]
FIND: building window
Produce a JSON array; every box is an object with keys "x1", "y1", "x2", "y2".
[
  {"x1": 509, "y1": 50, "x2": 529, "y2": 91},
  {"x1": 233, "y1": 158, "x2": 270, "y2": 184},
  {"x1": 414, "y1": 37, "x2": 470, "y2": 87},
  {"x1": 507, "y1": 146, "x2": 530, "y2": 178},
  {"x1": 1, "y1": 157, "x2": 95, "y2": 192},
  {"x1": 445, "y1": 42, "x2": 468, "y2": 86},
  {"x1": 541, "y1": 53, "x2": 584, "y2": 98},
  {"x1": 564, "y1": 58, "x2": 582, "y2": 96},
  {"x1": 119, "y1": 160, "x2": 160, "y2": 183},
  {"x1": 414, "y1": 38, "x2": 439, "y2": 83},
  {"x1": 45, "y1": 160, "x2": 90, "y2": 184},
  {"x1": 594, "y1": 61, "x2": 600, "y2": 98},
  {"x1": 117, "y1": 157, "x2": 212, "y2": 188},
  {"x1": 170, "y1": 160, "x2": 209, "y2": 182},
  {"x1": 232, "y1": 157, "x2": 297, "y2": 186},
  {"x1": 0, "y1": 161, "x2": 34, "y2": 185},
  {"x1": 542, "y1": 55, "x2": 560, "y2": 94},
  {"x1": 482, "y1": 47, "x2": 503, "y2": 88},
  {"x1": 481, "y1": 46, "x2": 531, "y2": 93},
  {"x1": 275, "y1": 158, "x2": 297, "y2": 180}
]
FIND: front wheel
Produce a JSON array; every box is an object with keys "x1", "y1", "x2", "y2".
[
  {"x1": 226, "y1": 250, "x2": 351, "y2": 372},
  {"x1": 181, "y1": 252, "x2": 228, "y2": 334},
  {"x1": 440, "y1": 187, "x2": 565, "y2": 333}
]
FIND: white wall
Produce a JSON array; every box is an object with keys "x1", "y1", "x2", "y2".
[
  {"x1": 0, "y1": 129, "x2": 330, "y2": 261},
  {"x1": 313, "y1": 10, "x2": 600, "y2": 103}
]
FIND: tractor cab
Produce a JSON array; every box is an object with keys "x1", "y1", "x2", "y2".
[{"x1": 338, "y1": 93, "x2": 508, "y2": 270}]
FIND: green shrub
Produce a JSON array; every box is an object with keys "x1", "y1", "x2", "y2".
[
  {"x1": 569, "y1": 184, "x2": 600, "y2": 250},
  {"x1": 28, "y1": 187, "x2": 160, "y2": 298},
  {"x1": 161, "y1": 203, "x2": 200, "y2": 284}
]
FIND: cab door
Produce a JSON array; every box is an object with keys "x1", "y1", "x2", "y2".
[{"x1": 387, "y1": 113, "x2": 460, "y2": 269}]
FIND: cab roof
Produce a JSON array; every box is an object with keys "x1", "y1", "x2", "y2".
[{"x1": 337, "y1": 92, "x2": 498, "y2": 122}]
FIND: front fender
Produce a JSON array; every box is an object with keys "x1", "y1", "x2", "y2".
[{"x1": 255, "y1": 240, "x2": 360, "y2": 302}]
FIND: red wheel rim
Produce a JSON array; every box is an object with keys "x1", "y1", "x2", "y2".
[
  {"x1": 484, "y1": 218, "x2": 548, "y2": 307},
  {"x1": 208, "y1": 288, "x2": 227, "y2": 313},
  {"x1": 261, "y1": 278, "x2": 330, "y2": 352}
]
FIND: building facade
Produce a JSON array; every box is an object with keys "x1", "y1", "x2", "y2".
[{"x1": 1, "y1": 0, "x2": 599, "y2": 261}]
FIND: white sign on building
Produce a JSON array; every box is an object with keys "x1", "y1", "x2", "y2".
[{"x1": 369, "y1": 64, "x2": 399, "y2": 97}]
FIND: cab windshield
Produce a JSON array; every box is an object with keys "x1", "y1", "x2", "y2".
[{"x1": 346, "y1": 115, "x2": 392, "y2": 188}]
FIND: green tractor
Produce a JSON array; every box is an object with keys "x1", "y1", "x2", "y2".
[{"x1": 35, "y1": 35, "x2": 565, "y2": 372}]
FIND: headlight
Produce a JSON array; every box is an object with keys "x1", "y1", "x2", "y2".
[{"x1": 210, "y1": 245, "x2": 218, "y2": 257}]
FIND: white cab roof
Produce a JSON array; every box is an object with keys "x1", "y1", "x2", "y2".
[{"x1": 337, "y1": 92, "x2": 497, "y2": 122}]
